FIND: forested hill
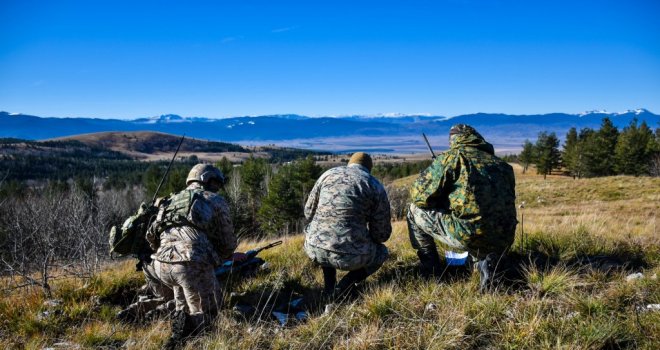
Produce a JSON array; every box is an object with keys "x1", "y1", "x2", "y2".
[
  {"x1": 0, "y1": 132, "x2": 330, "y2": 186},
  {"x1": 52, "y1": 131, "x2": 248, "y2": 155}
]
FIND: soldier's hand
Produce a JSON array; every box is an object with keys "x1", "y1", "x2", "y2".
[{"x1": 231, "y1": 252, "x2": 248, "y2": 262}]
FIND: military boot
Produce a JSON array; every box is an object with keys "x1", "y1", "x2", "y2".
[
  {"x1": 417, "y1": 249, "x2": 443, "y2": 278},
  {"x1": 162, "y1": 310, "x2": 194, "y2": 350},
  {"x1": 333, "y1": 268, "x2": 369, "y2": 301},
  {"x1": 321, "y1": 266, "x2": 337, "y2": 300}
]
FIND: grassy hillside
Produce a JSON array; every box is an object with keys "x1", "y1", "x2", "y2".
[
  {"x1": 2, "y1": 167, "x2": 659, "y2": 349},
  {"x1": 52, "y1": 131, "x2": 250, "y2": 161}
]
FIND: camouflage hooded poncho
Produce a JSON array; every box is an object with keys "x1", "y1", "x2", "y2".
[{"x1": 410, "y1": 124, "x2": 517, "y2": 254}]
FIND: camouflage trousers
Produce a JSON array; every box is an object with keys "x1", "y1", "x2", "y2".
[
  {"x1": 304, "y1": 241, "x2": 388, "y2": 275},
  {"x1": 152, "y1": 259, "x2": 223, "y2": 316},
  {"x1": 120, "y1": 261, "x2": 175, "y2": 319},
  {"x1": 406, "y1": 203, "x2": 471, "y2": 256}
]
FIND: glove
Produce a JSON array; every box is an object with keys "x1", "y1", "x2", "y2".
[{"x1": 231, "y1": 252, "x2": 248, "y2": 262}]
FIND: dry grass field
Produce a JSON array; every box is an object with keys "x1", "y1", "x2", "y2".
[{"x1": 2, "y1": 165, "x2": 659, "y2": 349}]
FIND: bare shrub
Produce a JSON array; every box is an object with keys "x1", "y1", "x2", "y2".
[
  {"x1": 386, "y1": 183, "x2": 410, "y2": 221},
  {"x1": 0, "y1": 185, "x2": 144, "y2": 296}
]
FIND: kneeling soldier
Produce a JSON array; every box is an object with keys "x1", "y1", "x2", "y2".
[
  {"x1": 304, "y1": 152, "x2": 392, "y2": 299},
  {"x1": 147, "y1": 164, "x2": 239, "y2": 349},
  {"x1": 407, "y1": 124, "x2": 517, "y2": 291}
]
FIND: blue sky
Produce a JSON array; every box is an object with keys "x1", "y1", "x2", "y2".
[{"x1": 1, "y1": 0, "x2": 659, "y2": 119}]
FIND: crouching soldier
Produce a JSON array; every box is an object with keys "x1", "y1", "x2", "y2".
[
  {"x1": 407, "y1": 124, "x2": 517, "y2": 291},
  {"x1": 304, "y1": 152, "x2": 392, "y2": 299},
  {"x1": 146, "y1": 164, "x2": 239, "y2": 349}
]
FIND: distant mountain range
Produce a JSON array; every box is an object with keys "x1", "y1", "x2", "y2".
[{"x1": 2, "y1": 109, "x2": 658, "y2": 153}]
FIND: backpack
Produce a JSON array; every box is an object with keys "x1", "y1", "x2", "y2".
[
  {"x1": 109, "y1": 201, "x2": 158, "y2": 256},
  {"x1": 146, "y1": 188, "x2": 208, "y2": 250}
]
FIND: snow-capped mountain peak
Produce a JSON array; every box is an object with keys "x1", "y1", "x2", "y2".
[
  {"x1": 619, "y1": 108, "x2": 649, "y2": 115},
  {"x1": 579, "y1": 109, "x2": 608, "y2": 116}
]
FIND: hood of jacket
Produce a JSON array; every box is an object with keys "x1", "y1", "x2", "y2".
[{"x1": 449, "y1": 124, "x2": 494, "y2": 155}]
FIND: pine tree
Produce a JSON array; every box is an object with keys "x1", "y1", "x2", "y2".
[
  {"x1": 534, "y1": 131, "x2": 560, "y2": 179},
  {"x1": 582, "y1": 118, "x2": 619, "y2": 177},
  {"x1": 614, "y1": 119, "x2": 654, "y2": 175},
  {"x1": 240, "y1": 156, "x2": 269, "y2": 233},
  {"x1": 562, "y1": 127, "x2": 584, "y2": 178},
  {"x1": 258, "y1": 165, "x2": 299, "y2": 235},
  {"x1": 650, "y1": 126, "x2": 660, "y2": 176},
  {"x1": 258, "y1": 156, "x2": 323, "y2": 235},
  {"x1": 519, "y1": 140, "x2": 535, "y2": 174},
  {"x1": 215, "y1": 156, "x2": 233, "y2": 179}
]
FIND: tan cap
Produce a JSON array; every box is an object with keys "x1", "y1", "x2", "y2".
[{"x1": 348, "y1": 152, "x2": 373, "y2": 172}]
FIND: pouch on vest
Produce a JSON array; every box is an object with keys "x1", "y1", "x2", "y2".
[
  {"x1": 146, "y1": 189, "x2": 205, "y2": 250},
  {"x1": 109, "y1": 202, "x2": 157, "y2": 256}
]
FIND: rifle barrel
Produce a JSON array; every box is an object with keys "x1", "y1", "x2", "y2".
[{"x1": 422, "y1": 133, "x2": 436, "y2": 159}]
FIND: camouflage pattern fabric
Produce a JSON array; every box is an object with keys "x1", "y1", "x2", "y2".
[
  {"x1": 304, "y1": 240, "x2": 388, "y2": 275},
  {"x1": 409, "y1": 124, "x2": 517, "y2": 258},
  {"x1": 151, "y1": 182, "x2": 236, "y2": 266},
  {"x1": 152, "y1": 259, "x2": 223, "y2": 315},
  {"x1": 118, "y1": 260, "x2": 175, "y2": 320},
  {"x1": 304, "y1": 163, "x2": 392, "y2": 257},
  {"x1": 407, "y1": 203, "x2": 465, "y2": 252},
  {"x1": 147, "y1": 182, "x2": 236, "y2": 319}
]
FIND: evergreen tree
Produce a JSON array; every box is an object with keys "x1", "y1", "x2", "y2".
[
  {"x1": 143, "y1": 163, "x2": 189, "y2": 197},
  {"x1": 519, "y1": 139, "x2": 535, "y2": 174},
  {"x1": 614, "y1": 119, "x2": 654, "y2": 175},
  {"x1": 258, "y1": 157, "x2": 323, "y2": 236},
  {"x1": 215, "y1": 156, "x2": 233, "y2": 179},
  {"x1": 290, "y1": 156, "x2": 323, "y2": 207},
  {"x1": 534, "y1": 131, "x2": 560, "y2": 179},
  {"x1": 240, "y1": 156, "x2": 269, "y2": 233},
  {"x1": 562, "y1": 127, "x2": 581, "y2": 178},
  {"x1": 651, "y1": 126, "x2": 660, "y2": 176},
  {"x1": 582, "y1": 118, "x2": 619, "y2": 177},
  {"x1": 258, "y1": 165, "x2": 299, "y2": 235}
]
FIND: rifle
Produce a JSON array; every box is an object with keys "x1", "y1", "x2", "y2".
[
  {"x1": 422, "y1": 133, "x2": 436, "y2": 159},
  {"x1": 215, "y1": 240, "x2": 283, "y2": 278}
]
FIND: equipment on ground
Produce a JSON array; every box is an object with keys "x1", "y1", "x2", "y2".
[{"x1": 215, "y1": 240, "x2": 283, "y2": 278}]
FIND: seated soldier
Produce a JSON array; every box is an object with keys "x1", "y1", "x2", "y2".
[
  {"x1": 407, "y1": 124, "x2": 517, "y2": 291},
  {"x1": 303, "y1": 152, "x2": 392, "y2": 299}
]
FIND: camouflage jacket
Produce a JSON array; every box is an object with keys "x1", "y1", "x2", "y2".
[
  {"x1": 151, "y1": 182, "x2": 236, "y2": 265},
  {"x1": 304, "y1": 164, "x2": 392, "y2": 255},
  {"x1": 410, "y1": 127, "x2": 517, "y2": 253}
]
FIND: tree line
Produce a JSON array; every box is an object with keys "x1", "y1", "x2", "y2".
[
  {"x1": 510, "y1": 118, "x2": 660, "y2": 178},
  {"x1": 0, "y1": 141, "x2": 436, "y2": 294}
]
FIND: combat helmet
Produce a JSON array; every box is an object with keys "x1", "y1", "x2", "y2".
[{"x1": 186, "y1": 164, "x2": 225, "y2": 191}]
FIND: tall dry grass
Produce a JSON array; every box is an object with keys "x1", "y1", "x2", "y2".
[{"x1": 1, "y1": 165, "x2": 659, "y2": 349}]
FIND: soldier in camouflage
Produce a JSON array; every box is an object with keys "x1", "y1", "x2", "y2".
[
  {"x1": 116, "y1": 262, "x2": 175, "y2": 322},
  {"x1": 147, "y1": 164, "x2": 238, "y2": 349},
  {"x1": 304, "y1": 152, "x2": 392, "y2": 298},
  {"x1": 407, "y1": 124, "x2": 517, "y2": 291}
]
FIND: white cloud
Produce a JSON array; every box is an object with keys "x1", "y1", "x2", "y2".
[{"x1": 271, "y1": 26, "x2": 298, "y2": 33}]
